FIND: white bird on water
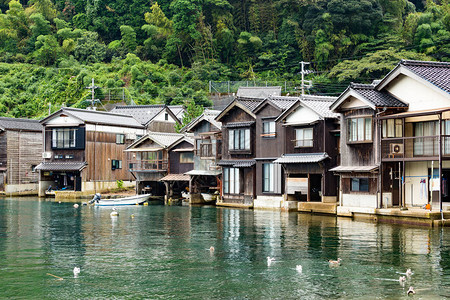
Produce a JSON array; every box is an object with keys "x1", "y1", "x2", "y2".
[
  {"x1": 73, "y1": 204, "x2": 79, "y2": 208},
  {"x1": 405, "y1": 268, "x2": 413, "y2": 278},
  {"x1": 73, "y1": 267, "x2": 80, "y2": 278},
  {"x1": 110, "y1": 207, "x2": 119, "y2": 217},
  {"x1": 328, "y1": 258, "x2": 342, "y2": 267},
  {"x1": 296, "y1": 265, "x2": 303, "y2": 273},
  {"x1": 267, "y1": 257, "x2": 275, "y2": 266},
  {"x1": 407, "y1": 286, "x2": 415, "y2": 296}
]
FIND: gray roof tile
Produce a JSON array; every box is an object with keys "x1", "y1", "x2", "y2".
[
  {"x1": 235, "y1": 97, "x2": 265, "y2": 111},
  {"x1": 274, "y1": 153, "x2": 329, "y2": 164},
  {"x1": 55, "y1": 108, "x2": 144, "y2": 128},
  {"x1": 400, "y1": 60, "x2": 450, "y2": 94},
  {"x1": 351, "y1": 83, "x2": 408, "y2": 107},
  {"x1": 218, "y1": 159, "x2": 256, "y2": 167},
  {"x1": 110, "y1": 105, "x2": 165, "y2": 125},
  {"x1": 35, "y1": 162, "x2": 87, "y2": 171},
  {"x1": 0, "y1": 117, "x2": 42, "y2": 131},
  {"x1": 147, "y1": 132, "x2": 184, "y2": 148}
]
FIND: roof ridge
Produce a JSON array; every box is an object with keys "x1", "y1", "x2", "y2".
[
  {"x1": 64, "y1": 107, "x2": 136, "y2": 118},
  {"x1": 114, "y1": 104, "x2": 165, "y2": 109},
  {"x1": 400, "y1": 59, "x2": 450, "y2": 67},
  {"x1": 0, "y1": 117, "x2": 40, "y2": 122}
]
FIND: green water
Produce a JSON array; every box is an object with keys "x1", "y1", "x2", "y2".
[{"x1": 0, "y1": 198, "x2": 449, "y2": 299}]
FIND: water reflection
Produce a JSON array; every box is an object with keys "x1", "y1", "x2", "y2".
[{"x1": 0, "y1": 198, "x2": 449, "y2": 299}]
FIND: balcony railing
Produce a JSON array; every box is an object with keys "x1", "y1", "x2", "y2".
[
  {"x1": 128, "y1": 159, "x2": 168, "y2": 171},
  {"x1": 381, "y1": 136, "x2": 450, "y2": 160}
]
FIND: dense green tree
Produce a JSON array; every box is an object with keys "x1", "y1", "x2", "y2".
[{"x1": 73, "y1": 31, "x2": 106, "y2": 63}]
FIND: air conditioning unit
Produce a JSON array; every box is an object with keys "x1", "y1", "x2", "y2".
[
  {"x1": 42, "y1": 152, "x2": 52, "y2": 159},
  {"x1": 390, "y1": 143, "x2": 404, "y2": 154}
]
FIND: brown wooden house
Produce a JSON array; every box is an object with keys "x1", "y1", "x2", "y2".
[
  {"x1": 215, "y1": 97, "x2": 264, "y2": 207},
  {"x1": 126, "y1": 131, "x2": 189, "y2": 196},
  {"x1": 0, "y1": 117, "x2": 42, "y2": 195},
  {"x1": 36, "y1": 107, "x2": 145, "y2": 197},
  {"x1": 182, "y1": 109, "x2": 222, "y2": 204},
  {"x1": 273, "y1": 95, "x2": 339, "y2": 210}
]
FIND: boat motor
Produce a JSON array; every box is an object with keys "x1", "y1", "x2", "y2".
[{"x1": 89, "y1": 193, "x2": 101, "y2": 204}]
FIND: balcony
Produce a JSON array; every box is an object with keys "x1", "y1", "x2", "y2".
[
  {"x1": 381, "y1": 136, "x2": 450, "y2": 161},
  {"x1": 128, "y1": 159, "x2": 168, "y2": 172}
]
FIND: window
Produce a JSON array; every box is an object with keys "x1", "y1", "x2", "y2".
[
  {"x1": 228, "y1": 128, "x2": 250, "y2": 150},
  {"x1": 180, "y1": 152, "x2": 194, "y2": 163},
  {"x1": 196, "y1": 138, "x2": 213, "y2": 157},
  {"x1": 443, "y1": 120, "x2": 450, "y2": 155},
  {"x1": 262, "y1": 121, "x2": 276, "y2": 137},
  {"x1": 263, "y1": 163, "x2": 274, "y2": 192},
  {"x1": 31, "y1": 165, "x2": 37, "y2": 172},
  {"x1": 295, "y1": 128, "x2": 313, "y2": 147},
  {"x1": 116, "y1": 134, "x2": 125, "y2": 144},
  {"x1": 382, "y1": 119, "x2": 403, "y2": 138},
  {"x1": 347, "y1": 117, "x2": 372, "y2": 142},
  {"x1": 111, "y1": 160, "x2": 122, "y2": 170},
  {"x1": 351, "y1": 178, "x2": 369, "y2": 192},
  {"x1": 52, "y1": 128, "x2": 76, "y2": 148},
  {"x1": 54, "y1": 154, "x2": 63, "y2": 159},
  {"x1": 414, "y1": 121, "x2": 438, "y2": 156},
  {"x1": 65, "y1": 154, "x2": 74, "y2": 159},
  {"x1": 164, "y1": 113, "x2": 169, "y2": 121},
  {"x1": 223, "y1": 167, "x2": 240, "y2": 194}
]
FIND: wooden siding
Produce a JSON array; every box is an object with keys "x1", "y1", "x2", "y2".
[
  {"x1": 169, "y1": 140, "x2": 194, "y2": 174},
  {"x1": 147, "y1": 121, "x2": 178, "y2": 133},
  {"x1": 84, "y1": 131, "x2": 135, "y2": 181},
  {"x1": 5, "y1": 130, "x2": 42, "y2": 185},
  {"x1": 221, "y1": 106, "x2": 255, "y2": 160},
  {"x1": 255, "y1": 104, "x2": 285, "y2": 159}
]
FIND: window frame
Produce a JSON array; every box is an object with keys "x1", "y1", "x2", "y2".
[
  {"x1": 111, "y1": 159, "x2": 122, "y2": 170},
  {"x1": 116, "y1": 134, "x2": 125, "y2": 144},
  {"x1": 223, "y1": 167, "x2": 240, "y2": 194},
  {"x1": 295, "y1": 127, "x2": 314, "y2": 148},
  {"x1": 180, "y1": 152, "x2": 194, "y2": 163},
  {"x1": 262, "y1": 163, "x2": 275, "y2": 193},
  {"x1": 228, "y1": 128, "x2": 250, "y2": 151},
  {"x1": 347, "y1": 117, "x2": 373, "y2": 143},
  {"x1": 261, "y1": 121, "x2": 276, "y2": 138},
  {"x1": 350, "y1": 178, "x2": 369, "y2": 192}
]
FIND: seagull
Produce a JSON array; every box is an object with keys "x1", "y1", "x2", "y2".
[
  {"x1": 407, "y1": 286, "x2": 415, "y2": 296},
  {"x1": 296, "y1": 265, "x2": 302, "y2": 273},
  {"x1": 110, "y1": 207, "x2": 119, "y2": 217},
  {"x1": 267, "y1": 256, "x2": 275, "y2": 266},
  {"x1": 399, "y1": 276, "x2": 406, "y2": 282},
  {"x1": 73, "y1": 204, "x2": 79, "y2": 208},
  {"x1": 328, "y1": 258, "x2": 342, "y2": 267},
  {"x1": 73, "y1": 267, "x2": 80, "y2": 278},
  {"x1": 209, "y1": 246, "x2": 215, "y2": 252},
  {"x1": 406, "y1": 268, "x2": 413, "y2": 277}
]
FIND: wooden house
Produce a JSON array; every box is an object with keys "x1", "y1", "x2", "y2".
[
  {"x1": 215, "y1": 97, "x2": 264, "y2": 207},
  {"x1": 182, "y1": 109, "x2": 222, "y2": 204},
  {"x1": 160, "y1": 136, "x2": 194, "y2": 202},
  {"x1": 273, "y1": 95, "x2": 339, "y2": 209},
  {"x1": 250, "y1": 96, "x2": 297, "y2": 210},
  {"x1": 126, "y1": 132, "x2": 190, "y2": 196},
  {"x1": 110, "y1": 104, "x2": 183, "y2": 133},
  {"x1": 330, "y1": 60, "x2": 450, "y2": 214},
  {"x1": 36, "y1": 107, "x2": 145, "y2": 197},
  {"x1": 0, "y1": 117, "x2": 42, "y2": 195}
]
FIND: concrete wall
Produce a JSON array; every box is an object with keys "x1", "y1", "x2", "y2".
[
  {"x1": 342, "y1": 193, "x2": 377, "y2": 208},
  {"x1": 82, "y1": 180, "x2": 135, "y2": 193},
  {"x1": 254, "y1": 195, "x2": 284, "y2": 209},
  {"x1": 5, "y1": 183, "x2": 39, "y2": 194}
]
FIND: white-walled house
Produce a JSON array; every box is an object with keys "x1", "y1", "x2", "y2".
[{"x1": 330, "y1": 60, "x2": 450, "y2": 215}]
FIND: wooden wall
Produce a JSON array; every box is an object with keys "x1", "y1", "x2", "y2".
[
  {"x1": 147, "y1": 121, "x2": 178, "y2": 133},
  {"x1": 221, "y1": 107, "x2": 255, "y2": 160},
  {"x1": 169, "y1": 140, "x2": 194, "y2": 174},
  {"x1": 84, "y1": 131, "x2": 135, "y2": 182},
  {"x1": 6, "y1": 130, "x2": 42, "y2": 185}
]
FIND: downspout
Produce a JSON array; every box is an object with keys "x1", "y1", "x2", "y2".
[
  {"x1": 375, "y1": 108, "x2": 386, "y2": 209},
  {"x1": 322, "y1": 118, "x2": 326, "y2": 201},
  {"x1": 439, "y1": 114, "x2": 443, "y2": 221}
]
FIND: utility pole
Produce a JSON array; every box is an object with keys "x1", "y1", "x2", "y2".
[
  {"x1": 300, "y1": 61, "x2": 313, "y2": 96},
  {"x1": 85, "y1": 78, "x2": 99, "y2": 110}
]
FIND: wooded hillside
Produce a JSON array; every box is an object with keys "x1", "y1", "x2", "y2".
[{"x1": 0, "y1": 0, "x2": 448, "y2": 120}]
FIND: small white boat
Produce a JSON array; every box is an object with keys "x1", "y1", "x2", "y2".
[{"x1": 94, "y1": 194, "x2": 151, "y2": 206}]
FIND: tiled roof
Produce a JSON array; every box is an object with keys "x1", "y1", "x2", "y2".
[
  {"x1": 224, "y1": 121, "x2": 255, "y2": 128},
  {"x1": 274, "y1": 153, "x2": 329, "y2": 164},
  {"x1": 0, "y1": 117, "x2": 42, "y2": 131},
  {"x1": 266, "y1": 96, "x2": 298, "y2": 111},
  {"x1": 235, "y1": 97, "x2": 265, "y2": 111},
  {"x1": 54, "y1": 108, "x2": 144, "y2": 128},
  {"x1": 400, "y1": 60, "x2": 450, "y2": 94},
  {"x1": 183, "y1": 109, "x2": 222, "y2": 132},
  {"x1": 168, "y1": 105, "x2": 185, "y2": 119},
  {"x1": 147, "y1": 132, "x2": 184, "y2": 148},
  {"x1": 218, "y1": 160, "x2": 256, "y2": 167},
  {"x1": 159, "y1": 174, "x2": 190, "y2": 181},
  {"x1": 110, "y1": 105, "x2": 165, "y2": 125},
  {"x1": 301, "y1": 95, "x2": 339, "y2": 118},
  {"x1": 236, "y1": 86, "x2": 282, "y2": 98},
  {"x1": 329, "y1": 165, "x2": 378, "y2": 172},
  {"x1": 351, "y1": 83, "x2": 408, "y2": 107},
  {"x1": 35, "y1": 162, "x2": 87, "y2": 171},
  {"x1": 185, "y1": 170, "x2": 222, "y2": 176}
]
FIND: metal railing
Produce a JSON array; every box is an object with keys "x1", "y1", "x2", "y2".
[{"x1": 381, "y1": 136, "x2": 450, "y2": 159}]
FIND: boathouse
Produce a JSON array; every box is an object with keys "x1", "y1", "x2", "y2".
[
  {"x1": 182, "y1": 109, "x2": 222, "y2": 204},
  {"x1": 36, "y1": 107, "x2": 145, "y2": 197},
  {"x1": 0, "y1": 117, "x2": 42, "y2": 195},
  {"x1": 273, "y1": 95, "x2": 339, "y2": 213}
]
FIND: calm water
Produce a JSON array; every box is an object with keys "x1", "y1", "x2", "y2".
[{"x1": 0, "y1": 198, "x2": 449, "y2": 299}]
